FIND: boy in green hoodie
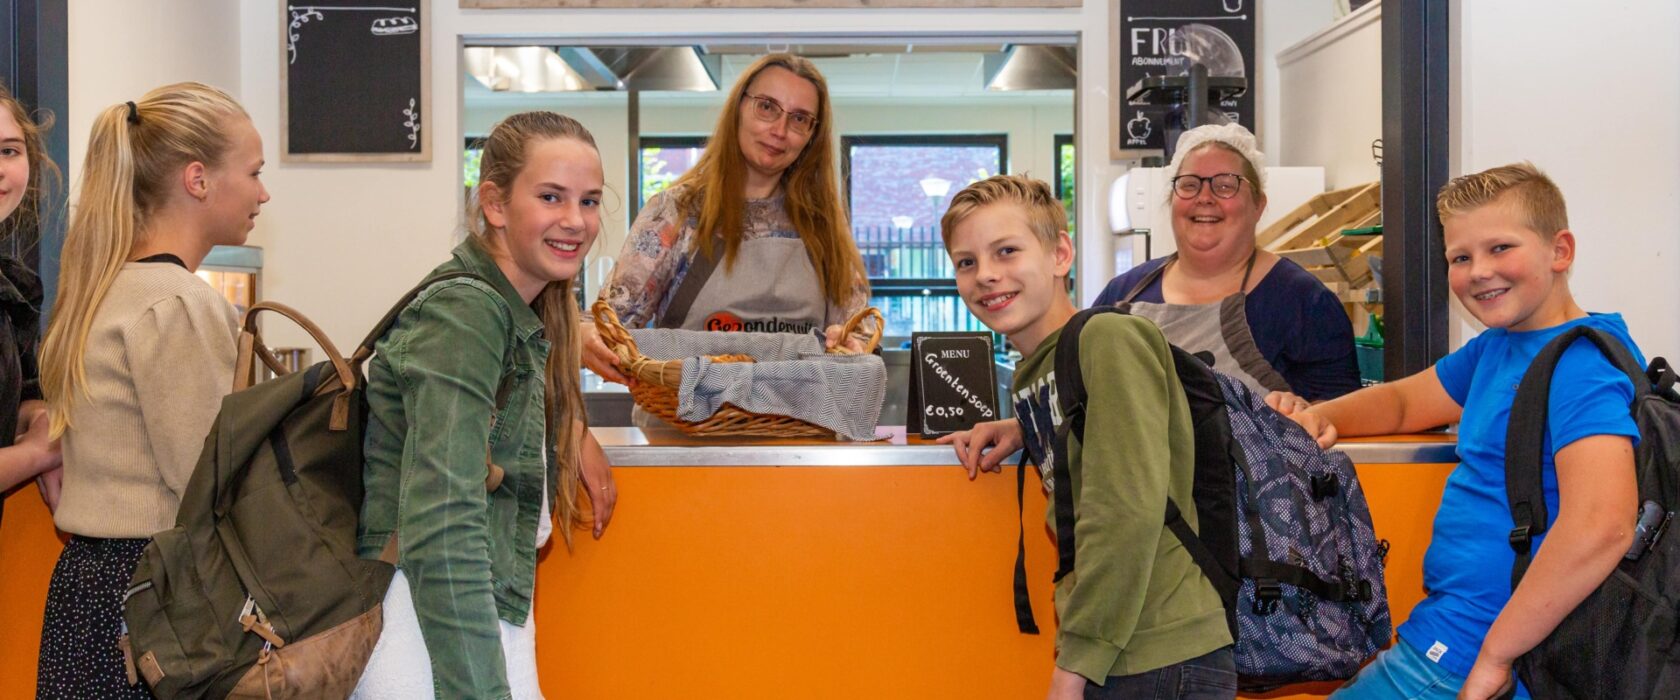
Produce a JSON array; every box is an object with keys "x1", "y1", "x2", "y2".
[{"x1": 940, "y1": 175, "x2": 1234, "y2": 699}]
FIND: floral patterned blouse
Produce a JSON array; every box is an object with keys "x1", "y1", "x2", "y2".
[{"x1": 597, "y1": 183, "x2": 876, "y2": 343}]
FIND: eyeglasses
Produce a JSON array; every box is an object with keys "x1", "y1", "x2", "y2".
[
  {"x1": 743, "y1": 93, "x2": 819, "y2": 136},
  {"x1": 1171, "y1": 173, "x2": 1247, "y2": 200}
]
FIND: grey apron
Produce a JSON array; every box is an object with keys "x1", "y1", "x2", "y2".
[
  {"x1": 636, "y1": 235, "x2": 831, "y2": 431},
  {"x1": 1117, "y1": 252, "x2": 1293, "y2": 396},
  {"x1": 657, "y1": 236, "x2": 830, "y2": 334}
]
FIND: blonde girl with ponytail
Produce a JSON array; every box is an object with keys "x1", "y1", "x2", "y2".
[
  {"x1": 352, "y1": 111, "x2": 614, "y2": 700},
  {"x1": 36, "y1": 82, "x2": 268, "y2": 699}
]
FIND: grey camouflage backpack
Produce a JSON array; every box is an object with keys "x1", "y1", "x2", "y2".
[{"x1": 1026, "y1": 306, "x2": 1392, "y2": 690}]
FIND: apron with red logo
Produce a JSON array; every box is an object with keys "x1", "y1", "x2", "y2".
[{"x1": 656, "y1": 235, "x2": 829, "y2": 336}]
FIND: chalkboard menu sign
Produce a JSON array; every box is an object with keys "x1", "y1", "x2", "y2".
[
  {"x1": 282, "y1": 1, "x2": 430, "y2": 162},
  {"x1": 1110, "y1": 0, "x2": 1256, "y2": 156},
  {"x1": 907, "y1": 333, "x2": 1000, "y2": 438}
]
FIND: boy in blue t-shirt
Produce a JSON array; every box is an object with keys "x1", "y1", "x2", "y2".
[{"x1": 1270, "y1": 163, "x2": 1642, "y2": 699}]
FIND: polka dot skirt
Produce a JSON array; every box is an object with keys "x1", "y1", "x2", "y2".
[{"x1": 36, "y1": 535, "x2": 156, "y2": 699}]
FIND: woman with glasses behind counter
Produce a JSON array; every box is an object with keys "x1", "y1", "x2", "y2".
[
  {"x1": 946, "y1": 124, "x2": 1359, "y2": 476},
  {"x1": 1094, "y1": 123, "x2": 1360, "y2": 402},
  {"x1": 582, "y1": 53, "x2": 875, "y2": 384}
]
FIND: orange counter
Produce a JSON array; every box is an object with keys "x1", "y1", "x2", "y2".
[{"x1": 0, "y1": 430, "x2": 1455, "y2": 699}]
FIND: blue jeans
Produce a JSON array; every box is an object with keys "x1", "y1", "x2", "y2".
[
  {"x1": 1084, "y1": 647, "x2": 1237, "y2": 700},
  {"x1": 1332, "y1": 639, "x2": 1525, "y2": 699}
]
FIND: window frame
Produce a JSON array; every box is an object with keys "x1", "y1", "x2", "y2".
[
  {"x1": 839, "y1": 133, "x2": 1010, "y2": 219},
  {"x1": 636, "y1": 135, "x2": 708, "y2": 209},
  {"x1": 1052, "y1": 133, "x2": 1074, "y2": 203}
]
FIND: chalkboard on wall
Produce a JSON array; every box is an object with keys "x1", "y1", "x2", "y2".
[
  {"x1": 907, "y1": 333, "x2": 1000, "y2": 438},
  {"x1": 282, "y1": 1, "x2": 430, "y2": 162},
  {"x1": 1108, "y1": 0, "x2": 1256, "y2": 158}
]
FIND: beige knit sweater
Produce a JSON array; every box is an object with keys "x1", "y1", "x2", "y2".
[{"x1": 55, "y1": 262, "x2": 238, "y2": 538}]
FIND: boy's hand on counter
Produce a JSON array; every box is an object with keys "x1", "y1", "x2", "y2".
[
  {"x1": 579, "y1": 425, "x2": 616, "y2": 539},
  {"x1": 938, "y1": 419, "x2": 1022, "y2": 480},
  {"x1": 581, "y1": 321, "x2": 630, "y2": 385},
  {"x1": 1264, "y1": 391, "x2": 1338, "y2": 449}
]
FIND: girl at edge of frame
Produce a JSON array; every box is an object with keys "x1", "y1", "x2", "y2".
[
  {"x1": 0, "y1": 80, "x2": 63, "y2": 518},
  {"x1": 351, "y1": 110, "x2": 616, "y2": 700},
  {"x1": 36, "y1": 82, "x2": 268, "y2": 699}
]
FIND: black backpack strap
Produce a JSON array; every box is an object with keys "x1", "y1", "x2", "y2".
[
  {"x1": 1505, "y1": 326, "x2": 1648, "y2": 588},
  {"x1": 1012, "y1": 450, "x2": 1041, "y2": 634},
  {"x1": 352, "y1": 271, "x2": 490, "y2": 364},
  {"x1": 1049, "y1": 307, "x2": 1135, "y2": 582},
  {"x1": 1165, "y1": 498, "x2": 1239, "y2": 621}
]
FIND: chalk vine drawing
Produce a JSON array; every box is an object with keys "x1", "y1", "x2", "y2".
[
  {"x1": 287, "y1": 5, "x2": 417, "y2": 64},
  {"x1": 402, "y1": 98, "x2": 421, "y2": 150}
]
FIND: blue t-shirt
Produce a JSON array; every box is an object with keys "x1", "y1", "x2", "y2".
[
  {"x1": 1398, "y1": 313, "x2": 1643, "y2": 689},
  {"x1": 1092, "y1": 257, "x2": 1361, "y2": 401}
]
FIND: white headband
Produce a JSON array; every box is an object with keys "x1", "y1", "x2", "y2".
[{"x1": 1167, "y1": 123, "x2": 1266, "y2": 190}]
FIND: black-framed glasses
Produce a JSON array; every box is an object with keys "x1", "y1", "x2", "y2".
[
  {"x1": 1171, "y1": 173, "x2": 1246, "y2": 200},
  {"x1": 743, "y1": 93, "x2": 818, "y2": 136}
]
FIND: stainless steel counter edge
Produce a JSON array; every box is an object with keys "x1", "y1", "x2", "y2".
[{"x1": 593, "y1": 429, "x2": 1458, "y2": 466}]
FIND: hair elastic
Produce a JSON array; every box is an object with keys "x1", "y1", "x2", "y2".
[{"x1": 125, "y1": 101, "x2": 140, "y2": 125}]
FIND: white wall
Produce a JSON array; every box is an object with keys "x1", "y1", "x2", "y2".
[
  {"x1": 1276, "y1": 2, "x2": 1381, "y2": 190},
  {"x1": 1257, "y1": 0, "x2": 1338, "y2": 165},
  {"x1": 67, "y1": 0, "x2": 242, "y2": 183},
  {"x1": 1449, "y1": 0, "x2": 1680, "y2": 358},
  {"x1": 222, "y1": 0, "x2": 1116, "y2": 349},
  {"x1": 465, "y1": 97, "x2": 1073, "y2": 303}
]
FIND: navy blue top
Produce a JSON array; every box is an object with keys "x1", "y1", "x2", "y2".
[{"x1": 1092, "y1": 256, "x2": 1361, "y2": 401}]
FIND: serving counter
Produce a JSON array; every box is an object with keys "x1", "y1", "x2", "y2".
[{"x1": 0, "y1": 429, "x2": 1457, "y2": 699}]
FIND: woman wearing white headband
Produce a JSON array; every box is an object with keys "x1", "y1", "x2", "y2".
[
  {"x1": 1094, "y1": 123, "x2": 1359, "y2": 401},
  {"x1": 943, "y1": 124, "x2": 1359, "y2": 478}
]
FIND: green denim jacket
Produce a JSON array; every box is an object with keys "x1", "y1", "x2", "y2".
[{"x1": 357, "y1": 239, "x2": 557, "y2": 699}]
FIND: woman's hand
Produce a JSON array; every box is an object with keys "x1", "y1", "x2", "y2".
[
  {"x1": 1046, "y1": 667, "x2": 1087, "y2": 700},
  {"x1": 36, "y1": 467, "x2": 62, "y2": 513},
  {"x1": 580, "y1": 320, "x2": 629, "y2": 385},
  {"x1": 1265, "y1": 391, "x2": 1338, "y2": 449},
  {"x1": 823, "y1": 324, "x2": 868, "y2": 354},
  {"x1": 936, "y1": 419, "x2": 1023, "y2": 480},
  {"x1": 17, "y1": 399, "x2": 46, "y2": 438},
  {"x1": 578, "y1": 425, "x2": 616, "y2": 539},
  {"x1": 1458, "y1": 655, "x2": 1516, "y2": 700}
]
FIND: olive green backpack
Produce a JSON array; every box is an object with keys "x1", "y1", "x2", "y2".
[{"x1": 119, "y1": 273, "x2": 481, "y2": 698}]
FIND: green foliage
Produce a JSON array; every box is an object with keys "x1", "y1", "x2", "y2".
[
  {"x1": 463, "y1": 148, "x2": 483, "y2": 190},
  {"x1": 641, "y1": 147, "x2": 681, "y2": 205},
  {"x1": 1059, "y1": 142, "x2": 1076, "y2": 238}
]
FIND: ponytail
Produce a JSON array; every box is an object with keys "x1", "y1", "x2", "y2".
[{"x1": 40, "y1": 82, "x2": 245, "y2": 435}]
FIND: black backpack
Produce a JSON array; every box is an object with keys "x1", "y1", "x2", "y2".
[
  {"x1": 1504, "y1": 326, "x2": 1680, "y2": 698},
  {"x1": 120, "y1": 273, "x2": 479, "y2": 698},
  {"x1": 1013, "y1": 307, "x2": 1390, "y2": 689}
]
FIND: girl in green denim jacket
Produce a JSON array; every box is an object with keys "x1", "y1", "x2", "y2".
[{"x1": 353, "y1": 112, "x2": 616, "y2": 700}]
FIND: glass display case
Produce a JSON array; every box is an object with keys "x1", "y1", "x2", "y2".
[
  {"x1": 197, "y1": 244, "x2": 261, "y2": 317},
  {"x1": 197, "y1": 245, "x2": 307, "y2": 375}
]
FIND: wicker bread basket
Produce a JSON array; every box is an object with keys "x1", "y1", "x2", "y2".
[{"x1": 591, "y1": 300, "x2": 884, "y2": 438}]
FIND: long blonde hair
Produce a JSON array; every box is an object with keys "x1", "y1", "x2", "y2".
[
  {"x1": 467, "y1": 111, "x2": 595, "y2": 547},
  {"x1": 0, "y1": 80, "x2": 62, "y2": 251},
  {"x1": 674, "y1": 53, "x2": 865, "y2": 306},
  {"x1": 40, "y1": 82, "x2": 246, "y2": 435}
]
